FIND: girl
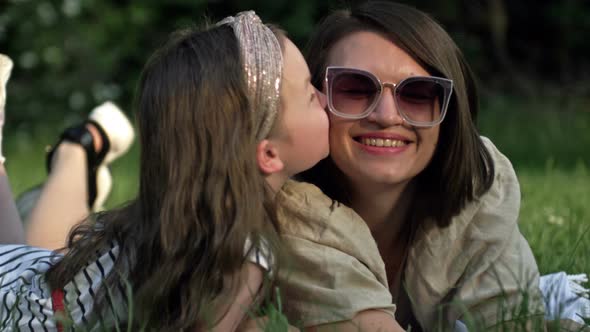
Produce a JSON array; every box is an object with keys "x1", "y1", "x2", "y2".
[{"x1": 0, "y1": 11, "x2": 329, "y2": 331}]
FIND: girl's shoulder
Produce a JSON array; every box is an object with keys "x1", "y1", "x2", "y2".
[
  {"x1": 276, "y1": 180, "x2": 371, "y2": 243},
  {"x1": 0, "y1": 243, "x2": 128, "y2": 330},
  {"x1": 0, "y1": 245, "x2": 58, "y2": 294},
  {"x1": 276, "y1": 179, "x2": 387, "y2": 285},
  {"x1": 62, "y1": 242, "x2": 129, "y2": 326},
  {"x1": 0, "y1": 245, "x2": 60, "y2": 330},
  {"x1": 0, "y1": 244, "x2": 58, "y2": 287},
  {"x1": 275, "y1": 183, "x2": 393, "y2": 327}
]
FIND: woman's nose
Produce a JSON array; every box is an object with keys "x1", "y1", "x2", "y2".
[{"x1": 366, "y1": 87, "x2": 404, "y2": 127}]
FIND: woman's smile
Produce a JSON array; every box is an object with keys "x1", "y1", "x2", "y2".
[{"x1": 353, "y1": 132, "x2": 412, "y2": 155}]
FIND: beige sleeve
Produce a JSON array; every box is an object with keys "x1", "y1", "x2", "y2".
[
  {"x1": 406, "y1": 137, "x2": 545, "y2": 330},
  {"x1": 449, "y1": 230, "x2": 545, "y2": 328},
  {"x1": 279, "y1": 234, "x2": 395, "y2": 327},
  {"x1": 276, "y1": 180, "x2": 395, "y2": 327},
  {"x1": 447, "y1": 137, "x2": 545, "y2": 328}
]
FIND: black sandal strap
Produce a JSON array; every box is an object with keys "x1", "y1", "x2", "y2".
[
  {"x1": 45, "y1": 121, "x2": 111, "y2": 209},
  {"x1": 86, "y1": 119, "x2": 110, "y2": 166}
]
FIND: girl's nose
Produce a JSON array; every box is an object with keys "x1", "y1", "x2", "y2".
[
  {"x1": 366, "y1": 87, "x2": 404, "y2": 127},
  {"x1": 315, "y1": 88, "x2": 327, "y2": 109}
]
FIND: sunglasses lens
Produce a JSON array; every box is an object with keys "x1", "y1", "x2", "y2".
[
  {"x1": 397, "y1": 79, "x2": 445, "y2": 124},
  {"x1": 330, "y1": 72, "x2": 379, "y2": 116}
]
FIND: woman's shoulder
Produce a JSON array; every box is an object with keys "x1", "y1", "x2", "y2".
[
  {"x1": 407, "y1": 136, "x2": 524, "y2": 296},
  {"x1": 480, "y1": 135, "x2": 518, "y2": 185},
  {"x1": 415, "y1": 136, "x2": 520, "y2": 249},
  {"x1": 469, "y1": 136, "x2": 521, "y2": 236},
  {"x1": 406, "y1": 138, "x2": 542, "y2": 329}
]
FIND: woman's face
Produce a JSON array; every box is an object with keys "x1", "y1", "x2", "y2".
[
  {"x1": 275, "y1": 37, "x2": 330, "y2": 176},
  {"x1": 325, "y1": 31, "x2": 440, "y2": 191}
]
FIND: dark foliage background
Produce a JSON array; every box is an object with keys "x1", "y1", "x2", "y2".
[{"x1": 1, "y1": 0, "x2": 588, "y2": 128}]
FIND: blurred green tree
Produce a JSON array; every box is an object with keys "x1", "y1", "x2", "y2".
[{"x1": 0, "y1": 0, "x2": 588, "y2": 129}]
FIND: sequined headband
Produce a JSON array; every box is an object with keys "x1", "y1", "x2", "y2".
[{"x1": 217, "y1": 11, "x2": 283, "y2": 140}]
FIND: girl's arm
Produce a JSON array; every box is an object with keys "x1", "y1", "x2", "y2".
[
  {"x1": 306, "y1": 310, "x2": 404, "y2": 332},
  {"x1": 208, "y1": 262, "x2": 265, "y2": 332},
  {"x1": 238, "y1": 308, "x2": 403, "y2": 332}
]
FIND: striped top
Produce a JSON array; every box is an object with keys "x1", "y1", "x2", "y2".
[{"x1": 0, "y1": 241, "x2": 271, "y2": 331}]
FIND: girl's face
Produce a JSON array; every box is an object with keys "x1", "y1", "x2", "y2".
[
  {"x1": 325, "y1": 31, "x2": 440, "y2": 191},
  {"x1": 274, "y1": 38, "x2": 330, "y2": 176}
]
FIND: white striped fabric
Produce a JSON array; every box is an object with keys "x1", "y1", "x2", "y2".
[
  {"x1": 0, "y1": 240, "x2": 272, "y2": 331},
  {"x1": 0, "y1": 244, "x2": 123, "y2": 331}
]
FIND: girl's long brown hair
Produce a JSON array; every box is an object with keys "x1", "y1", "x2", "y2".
[{"x1": 47, "y1": 24, "x2": 283, "y2": 331}]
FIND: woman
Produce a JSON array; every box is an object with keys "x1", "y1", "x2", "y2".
[{"x1": 276, "y1": 1, "x2": 545, "y2": 331}]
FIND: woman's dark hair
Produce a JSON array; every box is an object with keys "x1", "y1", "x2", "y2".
[
  {"x1": 299, "y1": 1, "x2": 495, "y2": 229},
  {"x1": 47, "y1": 23, "x2": 284, "y2": 331}
]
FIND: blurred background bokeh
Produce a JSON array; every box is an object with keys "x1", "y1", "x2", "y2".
[
  {"x1": 1, "y1": 0, "x2": 589, "y2": 275},
  {"x1": 1, "y1": 0, "x2": 589, "y2": 127}
]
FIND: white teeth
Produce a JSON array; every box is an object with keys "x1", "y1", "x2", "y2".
[{"x1": 361, "y1": 138, "x2": 407, "y2": 147}]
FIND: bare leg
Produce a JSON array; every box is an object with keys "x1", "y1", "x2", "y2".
[
  {"x1": 0, "y1": 163, "x2": 25, "y2": 244},
  {"x1": 0, "y1": 54, "x2": 23, "y2": 243},
  {"x1": 25, "y1": 143, "x2": 89, "y2": 249},
  {"x1": 26, "y1": 126, "x2": 103, "y2": 250}
]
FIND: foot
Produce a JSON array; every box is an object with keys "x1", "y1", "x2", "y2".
[
  {"x1": 44, "y1": 101, "x2": 133, "y2": 211},
  {"x1": 86, "y1": 123, "x2": 103, "y2": 154},
  {"x1": 88, "y1": 101, "x2": 135, "y2": 165}
]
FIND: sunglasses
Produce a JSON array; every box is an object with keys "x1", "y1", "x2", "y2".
[{"x1": 325, "y1": 66, "x2": 454, "y2": 127}]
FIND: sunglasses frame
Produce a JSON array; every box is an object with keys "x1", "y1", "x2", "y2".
[{"x1": 325, "y1": 66, "x2": 454, "y2": 127}]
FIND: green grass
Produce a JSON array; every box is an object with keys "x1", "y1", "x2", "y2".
[
  {"x1": 518, "y1": 165, "x2": 590, "y2": 275},
  {"x1": 477, "y1": 96, "x2": 590, "y2": 276}
]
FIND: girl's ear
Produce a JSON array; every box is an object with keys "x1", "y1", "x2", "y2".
[{"x1": 256, "y1": 139, "x2": 284, "y2": 175}]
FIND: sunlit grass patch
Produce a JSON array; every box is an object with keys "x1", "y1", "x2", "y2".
[{"x1": 517, "y1": 163, "x2": 590, "y2": 276}]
